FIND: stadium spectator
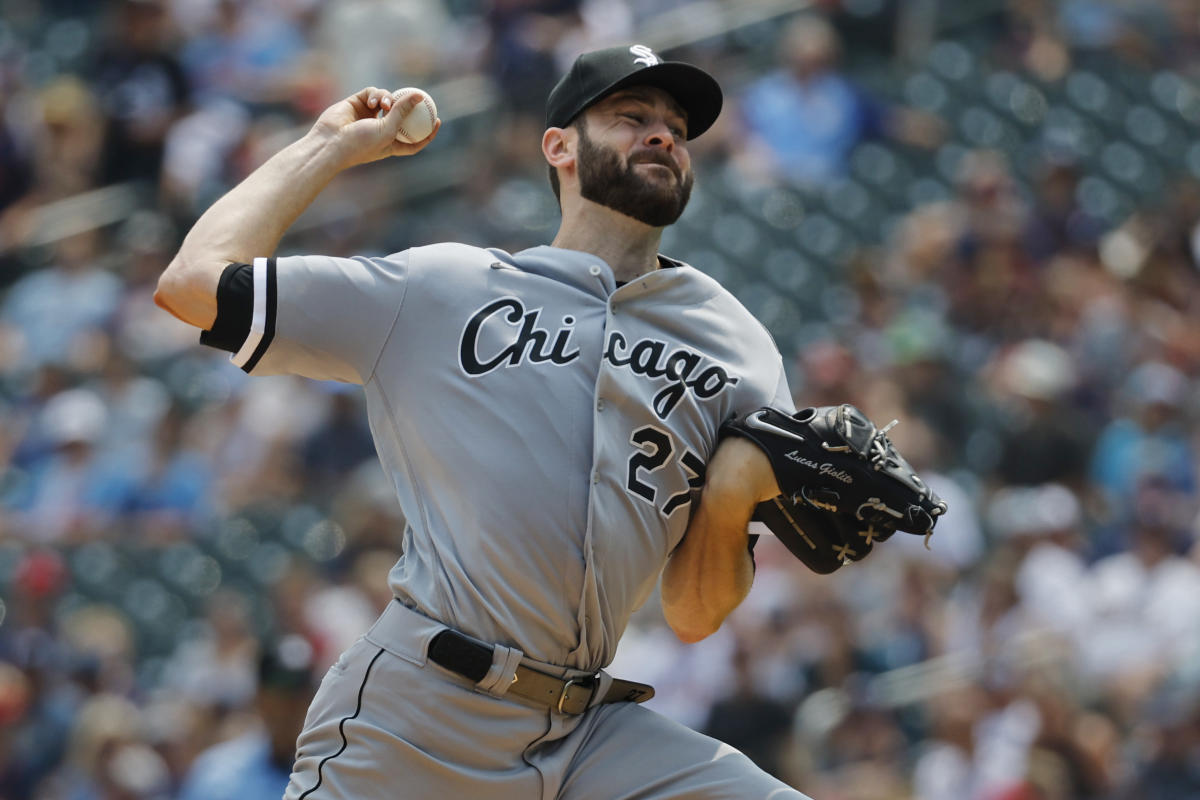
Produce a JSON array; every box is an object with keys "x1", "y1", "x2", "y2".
[
  {"x1": 986, "y1": 339, "x2": 1092, "y2": 488},
  {"x1": 1082, "y1": 496, "x2": 1200, "y2": 699},
  {"x1": 0, "y1": 231, "x2": 122, "y2": 374},
  {"x1": 1023, "y1": 158, "x2": 1105, "y2": 262},
  {"x1": 701, "y1": 646, "x2": 794, "y2": 779},
  {"x1": 44, "y1": 693, "x2": 171, "y2": 800},
  {"x1": 942, "y1": 150, "x2": 1047, "y2": 341},
  {"x1": 0, "y1": 100, "x2": 33, "y2": 216},
  {"x1": 26, "y1": 78, "x2": 105, "y2": 202},
  {"x1": 736, "y1": 14, "x2": 943, "y2": 187},
  {"x1": 176, "y1": 635, "x2": 318, "y2": 800},
  {"x1": 299, "y1": 389, "x2": 376, "y2": 501},
  {"x1": 109, "y1": 211, "x2": 198, "y2": 363},
  {"x1": 1090, "y1": 361, "x2": 1196, "y2": 513},
  {"x1": 93, "y1": 0, "x2": 191, "y2": 185},
  {"x1": 0, "y1": 552, "x2": 74, "y2": 798},
  {"x1": 993, "y1": 483, "x2": 1093, "y2": 639},
  {"x1": 162, "y1": 590, "x2": 258, "y2": 710},
  {"x1": 1123, "y1": 682, "x2": 1200, "y2": 799},
  {"x1": 315, "y1": 0, "x2": 463, "y2": 98},
  {"x1": 178, "y1": 0, "x2": 309, "y2": 106},
  {"x1": 8, "y1": 388, "x2": 134, "y2": 544},
  {"x1": 486, "y1": 0, "x2": 585, "y2": 114},
  {"x1": 119, "y1": 403, "x2": 215, "y2": 541}
]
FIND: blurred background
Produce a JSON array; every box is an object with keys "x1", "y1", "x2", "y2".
[{"x1": 1, "y1": 0, "x2": 1199, "y2": 798}]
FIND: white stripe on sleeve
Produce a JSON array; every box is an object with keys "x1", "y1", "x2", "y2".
[{"x1": 231, "y1": 256, "x2": 268, "y2": 368}]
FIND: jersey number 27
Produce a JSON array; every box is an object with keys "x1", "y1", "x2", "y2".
[{"x1": 626, "y1": 425, "x2": 705, "y2": 517}]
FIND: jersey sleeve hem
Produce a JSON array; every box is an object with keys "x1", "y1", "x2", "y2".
[{"x1": 230, "y1": 257, "x2": 278, "y2": 373}]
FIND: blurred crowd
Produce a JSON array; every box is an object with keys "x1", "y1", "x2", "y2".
[{"x1": 2, "y1": 0, "x2": 1200, "y2": 799}]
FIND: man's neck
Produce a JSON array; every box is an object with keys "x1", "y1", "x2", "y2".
[{"x1": 552, "y1": 203, "x2": 665, "y2": 284}]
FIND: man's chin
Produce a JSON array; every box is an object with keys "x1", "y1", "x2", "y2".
[
  {"x1": 628, "y1": 179, "x2": 686, "y2": 212},
  {"x1": 580, "y1": 174, "x2": 690, "y2": 227},
  {"x1": 612, "y1": 200, "x2": 687, "y2": 228}
]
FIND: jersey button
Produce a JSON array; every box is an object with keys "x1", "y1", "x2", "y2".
[
  {"x1": 596, "y1": 399, "x2": 605, "y2": 412},
  {"x1": 592, "y1": 472, "x2": 600, "y2": 485},
  {"x1": 588, "y1": 264, "x2": 603, "y2": 276}
]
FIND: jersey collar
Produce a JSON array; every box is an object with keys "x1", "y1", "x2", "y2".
[{"x1": 502, "y1": 246, "x2": 712, "y2": 304}]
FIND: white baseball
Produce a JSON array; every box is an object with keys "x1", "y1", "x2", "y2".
[{"x1": 392, "y1": 88, "x2": 437, "y2": 143}]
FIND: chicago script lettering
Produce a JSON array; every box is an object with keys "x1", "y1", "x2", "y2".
[
  {"x1": 460, "y1": 297, "x2": 580, "y2": 375},
  {"x1": 604, "y1": 332, "x2": 738, "y2": 419}
]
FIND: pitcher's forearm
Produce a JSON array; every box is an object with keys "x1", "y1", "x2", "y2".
[
  {"x1": 156, "y1": 86, "x2": 441, "y2": 330},
  {"x1": 660, "y1": 437, "x2": 780, "y2": 642},
  {"x1": 661, "y1": 502, "x2": 755, "y2": 643},
  {"x1": 157, "y1": 130, "x2": 346, "y2": 328},
  {"x1": 186, "y1": 130, "x2": 346, "y2": 267}
]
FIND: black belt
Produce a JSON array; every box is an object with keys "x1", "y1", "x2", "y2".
[{"x1": 427, "y1": 629, "x2": 655, "y2": 715}]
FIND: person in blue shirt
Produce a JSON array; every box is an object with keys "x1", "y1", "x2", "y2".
[
  {"x1": 1091, "y1": 362, "x2": 1195, "y2": 509},
  {"x1": 177, "y1": 635, "x2": 317, "y2": 800},
  {"x1": 739, "y1": 14, "x2": 941, "y2": 187}
]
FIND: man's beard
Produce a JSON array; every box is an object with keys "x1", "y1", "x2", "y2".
[{"x1": 576, "y1": 124, "x2": 693, "y2": 227}]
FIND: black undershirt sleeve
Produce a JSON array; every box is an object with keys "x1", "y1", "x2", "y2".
[{"x1": 199, "y1": 263, "x2": 254, "y2": 353}]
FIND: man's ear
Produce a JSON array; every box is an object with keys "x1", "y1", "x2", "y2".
[{"x1": 543, "y1": 126, "x2": 576, "y2": 172}]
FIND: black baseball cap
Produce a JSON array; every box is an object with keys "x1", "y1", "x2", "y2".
[{"x1": 546, "y1": 44, "x2": 723, "y2": 140}]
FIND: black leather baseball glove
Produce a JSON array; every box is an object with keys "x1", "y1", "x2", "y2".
[{"x1": 721, "y1": 404, "x2": 947, "y2": 574}]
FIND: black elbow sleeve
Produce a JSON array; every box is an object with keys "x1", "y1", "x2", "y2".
[{"x1": 199, "y1": 262, "x2": 254, "y2": 353}]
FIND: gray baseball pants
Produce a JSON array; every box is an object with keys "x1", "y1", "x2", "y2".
[{"x1": 283, "y1": 600, "x2": 808, "y2": 799}]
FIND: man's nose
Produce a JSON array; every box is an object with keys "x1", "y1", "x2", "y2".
[{"x1": 644, "y1": 122, "x2": 676, "y2": 151}]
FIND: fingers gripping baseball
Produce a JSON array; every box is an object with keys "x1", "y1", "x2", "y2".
[{"x1": 313, "y1": 86, "x2": 441, "y2": 168}]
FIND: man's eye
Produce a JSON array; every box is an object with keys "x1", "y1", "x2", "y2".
[{"x1": 622, "y1": 113, "x2": 643, "y2": 123}]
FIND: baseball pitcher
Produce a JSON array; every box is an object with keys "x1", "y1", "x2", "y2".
[{"x1": 157, "y1": 44, "x2": 941, "y2": 800}]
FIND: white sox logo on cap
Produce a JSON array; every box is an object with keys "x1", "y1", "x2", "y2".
[{"x1": 629, "y1": 44, "x2": 660, "y2": 67}]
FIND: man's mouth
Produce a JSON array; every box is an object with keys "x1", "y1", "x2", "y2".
[{"x1": 633, "y1": 160, "x2": 679, "y2": 180}]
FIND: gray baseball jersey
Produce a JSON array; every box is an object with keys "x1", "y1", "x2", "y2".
[
  {"x1": 209, "y1": 243, "x2": 809, "y2": 800},
  {"x1": 224, "y1": 244, "x2": 792, "y2": 670}
]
